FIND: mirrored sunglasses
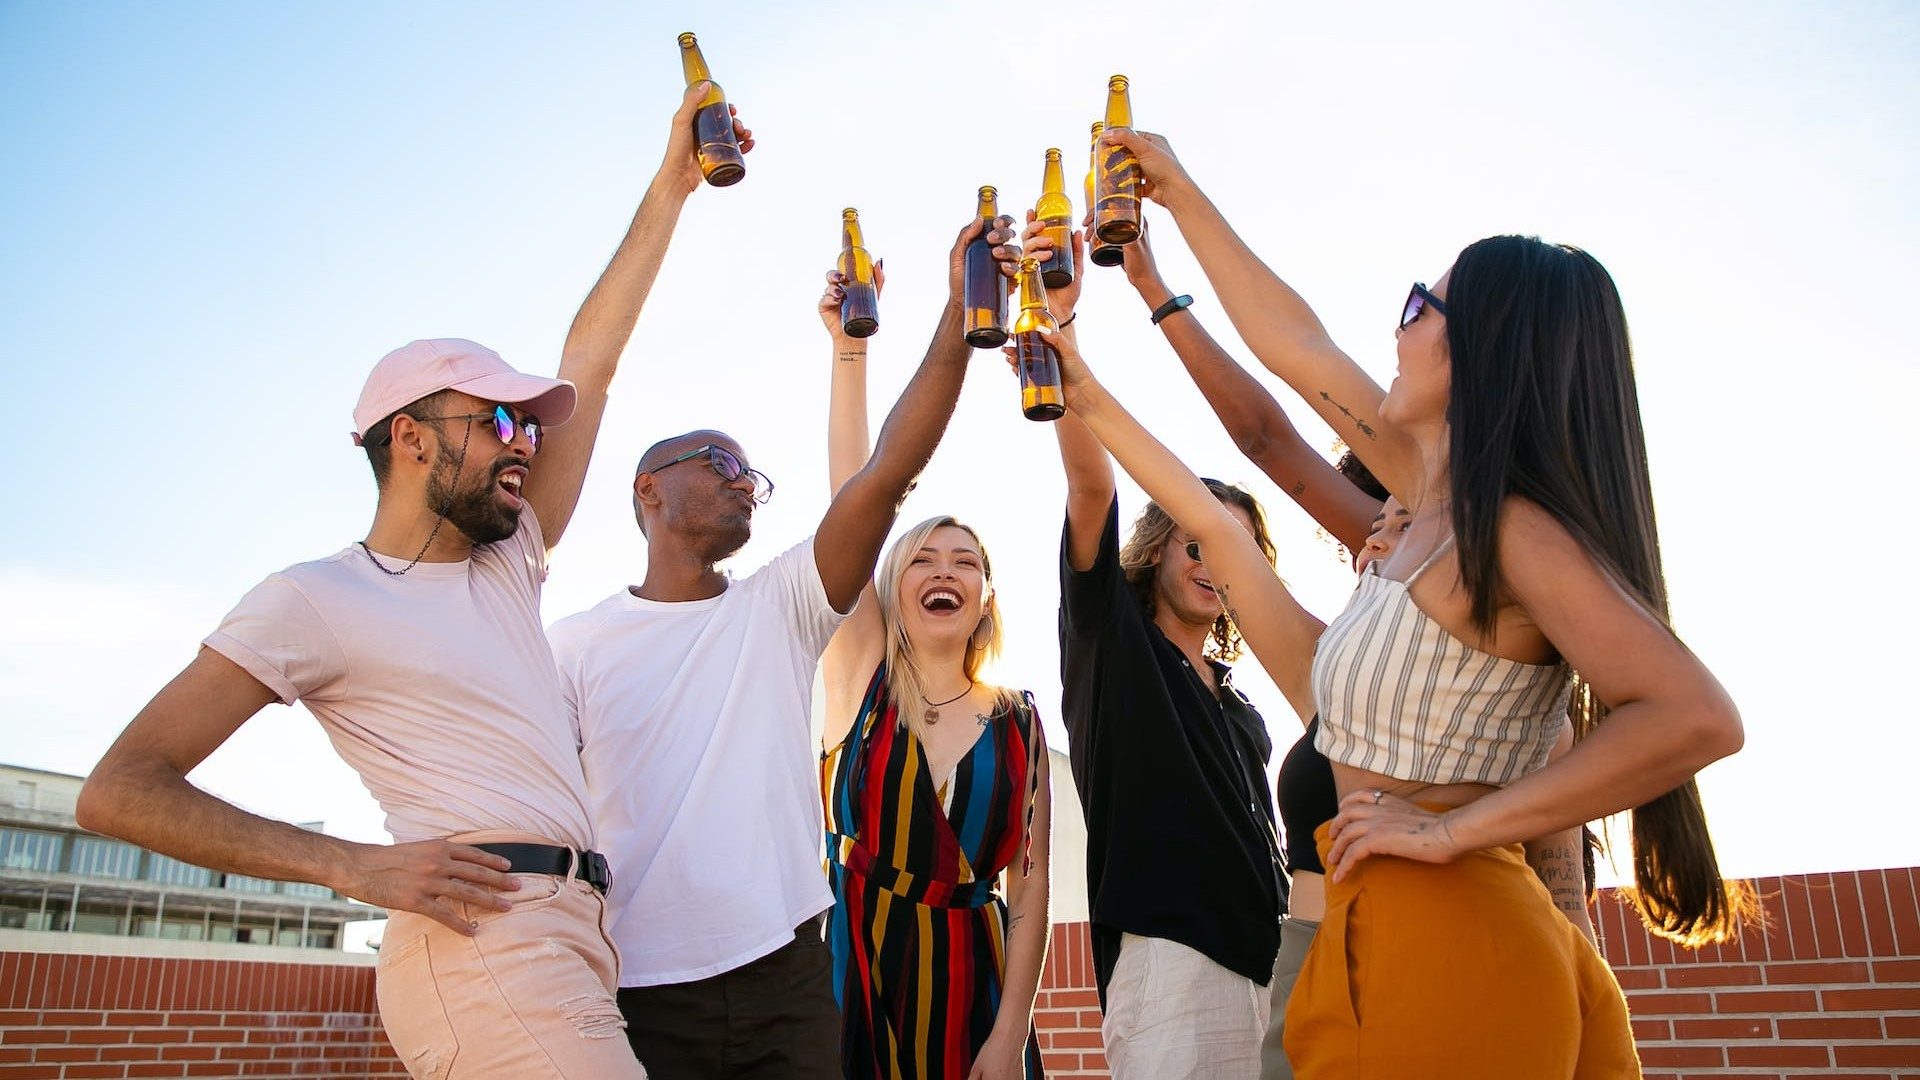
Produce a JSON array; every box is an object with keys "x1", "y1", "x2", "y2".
[{"x1": 1399, "y1": 282, "x2": 1448, "y2": 331}]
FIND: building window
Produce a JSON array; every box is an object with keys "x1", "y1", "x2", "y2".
[
  {"x1": 145, "y1": 854, "x2": 213, "y2": 888},
  {"x1": 0, "y1": 828, "x2": 61, "y2": 873},
  {"x1": 283, "y1": 881, "x2": 333, "y2": 900},
  {"x1": 223, "y1": 874, "x2": 279, "y2": 894},
  {"x1": 69, "y1": 837, "x2": 141, "y2": 880}
]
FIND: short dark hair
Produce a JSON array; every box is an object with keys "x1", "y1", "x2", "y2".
[
  {"x1": 362, "y1": 389, "x2": 456, "y2": 484},
  {"x1": 1333, "y1": 449, "x2": 1389, "y2": 502}
]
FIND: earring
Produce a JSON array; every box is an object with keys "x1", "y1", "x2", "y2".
[{"x1": 971, "y1": 615, "x2": 994, "y2": 651}]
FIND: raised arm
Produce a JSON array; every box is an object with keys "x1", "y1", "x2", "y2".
[
  {"x1": 1104, "y1": 128, "x2": 1423, "y2": 498},
  {"x1": 1116, "y1": 218, "x2": 1380, "y2": 551},
  {"x1": 817, "y1": 263, "x2": 889, "y2": 744},
  {"x1": 1043, "y1": 323, "x2": 1326, "y2": 722},
  {"x1": 1013, "y1": 218, "x2": 1115, "y2": 573},
  {"x1": 76, "y1": 649, "x2": 515, "y2": 936},
  {"x1": 524, "y1": 81, "x2": 755, "y2": 547},
  {"x1": 813, "y1": 216, "x2": 1023, "y2": 613}
]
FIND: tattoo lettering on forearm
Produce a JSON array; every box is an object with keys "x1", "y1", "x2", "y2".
[
  {"x1": 1319, "y1": 391, "x2": 1377, "y2": 440},
  {"x1": 1527, "y1": 841, "x2": 1585, "y2": 910},
  {"x1": 836, "y1": 349, "x2": 867, "y2": 363},
  {"x1": 1006, "y1": 912, "x2": 1026, "y2": 938}
]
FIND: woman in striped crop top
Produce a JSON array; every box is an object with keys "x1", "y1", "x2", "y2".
[{"x1": 1046, "y1": 128, "x2": 1750, "y2": 1078}]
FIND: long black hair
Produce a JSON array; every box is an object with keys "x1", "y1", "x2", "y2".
[{"x1": 1444, "y1": 235, "x2": 1748, "y2": 946}]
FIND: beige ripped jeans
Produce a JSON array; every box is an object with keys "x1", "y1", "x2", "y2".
[{"x1": 374, "y1": 831, "x2": 646, "y2": 1079}]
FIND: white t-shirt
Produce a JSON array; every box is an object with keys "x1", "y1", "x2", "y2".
[
  {"x1": 548, "y1": 538, "x2": 848, "y2": 987},
  {"x1": 204, "y1": 512, "x2": 595, "y2": 849}
]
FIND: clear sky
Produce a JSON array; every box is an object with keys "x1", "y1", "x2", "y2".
[{"x1": 3, "y1": 0, "x2": 1916, "y2": 893}]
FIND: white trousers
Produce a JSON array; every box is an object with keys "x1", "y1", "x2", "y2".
[{"x1": 1102, "y1": 933, "x2": 1271, "y2": 1080}]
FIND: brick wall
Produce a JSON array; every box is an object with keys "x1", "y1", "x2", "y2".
[
  {"x1": 5, "y1": 866, "x2": 1916, "y2": 1078},
  {"x1": 1033, "y1": 866, "x2": 1920, "y2": 1079},
  {"x1": 0, "y1": 952, "x2": 402, "y2": 1078}
]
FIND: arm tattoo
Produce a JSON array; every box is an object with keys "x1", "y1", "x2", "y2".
[
  {"x1": 1214, "y1": 583, "x2": 1245, "y2": 635},
  {"x1": 1527, "y1": 841, "x2": 1586, "y2": 912},
  {"x1": 1288, "y1": 481, "x2": 1307, "y2": 498},
  {"x1": 976, "y1": 713, "x2": 993, "y2": 728},
  {"x1": 1318, "y1": 391, "x2": 1377, "y2": 440},
  {"x1": 835, "y1": 348, "x2": 866, "y2": 363}
]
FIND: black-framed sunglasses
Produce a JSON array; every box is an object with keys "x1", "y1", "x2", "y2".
[
  {"x1": 1182, "y1": 540, "x2": 1202, "y2": 562},
  {"x1": 649, "y1": 443, "x2": 775, "y2": 505},
  {"x1": 1399, "y1": 282, "x2": 1448, "y2": 331},
  {"x1": 380, "y1": 403, "x2": 541, "y2": 453}
]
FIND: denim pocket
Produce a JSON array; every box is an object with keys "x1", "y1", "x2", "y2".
[{"x1": 375, "y1": 933, "x2": 461, "y2": 1079}]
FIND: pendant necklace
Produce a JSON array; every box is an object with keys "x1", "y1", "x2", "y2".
[{"x1": 921, "y1": 682, "x2": 974, "y2": 725}]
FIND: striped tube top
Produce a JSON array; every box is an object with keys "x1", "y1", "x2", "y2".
[{"x1": 1311, "y1": 549, "x2": 1570, "y2": 787}]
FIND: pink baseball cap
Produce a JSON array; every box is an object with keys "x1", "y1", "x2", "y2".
[{"x1": 350, "y1": 338, "x2": 577, "y2": 446}]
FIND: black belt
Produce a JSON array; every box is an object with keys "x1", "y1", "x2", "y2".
[{"x1": 474, "y1": 843, "x2": 611, "y2": 896}]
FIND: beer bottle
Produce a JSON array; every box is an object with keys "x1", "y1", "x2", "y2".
[
  {"x1": 1094, "y1": 75, "x2": 1142, "y2": 245},
  {"x1": 677, "y1": 33, "x2": 745, "y2": 187},
  {"x1": 1012, "y1": 257, "x2": 1066, "y2": 422},
  {"x1": 1035, "y1": 148, "x2": 1076, "y2": 289},
  {"x1": 1086, "y1": 122, "x2": 1125, "y2": 268},
  {"x1": 838, "y1": 208, "x2": 880, "y2": 338},
  {"x1": 962, "y1": 186, "x2": 1009, "y2": 349}
]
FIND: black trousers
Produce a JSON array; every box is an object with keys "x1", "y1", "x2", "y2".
[{"x1": 617, "y1": 920, "x2": 840, "y2": 1079}]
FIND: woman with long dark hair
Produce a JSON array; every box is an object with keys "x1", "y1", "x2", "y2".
[{"x1": 1044, "y1": 128, "x2": 1747, "y2": 1076}]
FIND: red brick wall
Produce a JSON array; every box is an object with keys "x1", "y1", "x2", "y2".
[
  {"x1": 1033, "y1": 866, "x2": 1920, "y2": 1079},
  {"x1": 5, "y1": 867, "x2": 1916, "y2": 1078},
  {"x1": 0, "y1": 953, "x2": 402, "y2": 1079}
]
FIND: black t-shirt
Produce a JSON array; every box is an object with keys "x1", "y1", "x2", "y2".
[{"x1": 1058, "y1": 499, "x2": 1284, "y2": 1001}]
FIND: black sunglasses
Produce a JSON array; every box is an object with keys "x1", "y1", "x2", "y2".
[
  {"x1": 647, "y1": 444, "x2": 775, "y2": 504},
  {"x1": 1180, "y1": 540, "x2": 1202, "y2": 562},
  {"x1": 380, "y1": 403, "x2": 541, "y2": 453},
  {"x1": 1399, "y1": 282, "x2": 1448, "y2": 331}
]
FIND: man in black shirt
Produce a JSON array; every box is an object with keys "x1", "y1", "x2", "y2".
[{"x1": 1053, "y1": 406, "x2": 1286, "y2": 1077}]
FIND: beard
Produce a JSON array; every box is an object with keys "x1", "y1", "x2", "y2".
[{"x1": 425, "y1": 442, "x2": 520, "y2": 546}]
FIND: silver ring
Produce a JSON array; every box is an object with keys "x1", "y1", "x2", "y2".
[{"x1": 1371, "y1": 789, "x2": 1385, "y2": 805}]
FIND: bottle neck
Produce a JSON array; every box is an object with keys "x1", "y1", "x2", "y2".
[
  {"x1": 680, "y1": 47, "x2": 713, "y2": 86},
  {"x1": 1104, "y1": 92, "x2": 1132, "y2": 128}
]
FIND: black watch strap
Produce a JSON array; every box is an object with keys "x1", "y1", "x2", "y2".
[{"x1": 1151, "y1": 293, "x2": 1194, "y2": 325}]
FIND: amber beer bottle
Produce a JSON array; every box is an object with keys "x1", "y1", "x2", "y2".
[
  {"x1": 1012, "y1": 257, "x2": 1066, "y2": 421},
  {"x1": 837, "y1": 209, "x2": 880, "y2": 338},
  {"x1": 961, "y1": 186, "x2": 1008, "y2": 348},
  {"x1": 677, "y1": 33, "x2": 745, "y2": 187},
  {"x1": 1086, "y1": 122, "x2": 1124, "y2": 268},
  {"x1": 1094, "y1": 75, "x2": 1142, "y2": 245},
  {"x1": 1035, "y1": 149, "x2": 1076, "y2": 289}
]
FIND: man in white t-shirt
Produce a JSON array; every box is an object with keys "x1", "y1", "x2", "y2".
[
  {"x1": 549, "y1": 215, "x2": 1022, "y2": 1079},
  {"x1": 75, "y1": 84, "x2": 753, "y2": 1079}
]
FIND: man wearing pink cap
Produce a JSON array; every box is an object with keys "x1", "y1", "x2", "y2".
[{"x1": 76, "y1": 83, "x2": 752, "y2": 1078}]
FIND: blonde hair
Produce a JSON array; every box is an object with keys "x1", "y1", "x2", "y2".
[{"x1": 874, "y1": 516, "x2": 1011, "y2": 739}]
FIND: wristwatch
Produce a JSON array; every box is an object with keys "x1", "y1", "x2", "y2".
[{"x1": 1151, "y1": 294, "x2": 1194, "y2": 325}]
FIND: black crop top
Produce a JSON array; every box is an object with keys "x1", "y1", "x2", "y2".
[{"x1": 1277, "y1": 716, "x2": 1339, "y2": 876}]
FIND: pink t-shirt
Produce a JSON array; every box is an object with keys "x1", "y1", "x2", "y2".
[{"x1": 204, "y1": 512, "x2": 594, "y2": 848}]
